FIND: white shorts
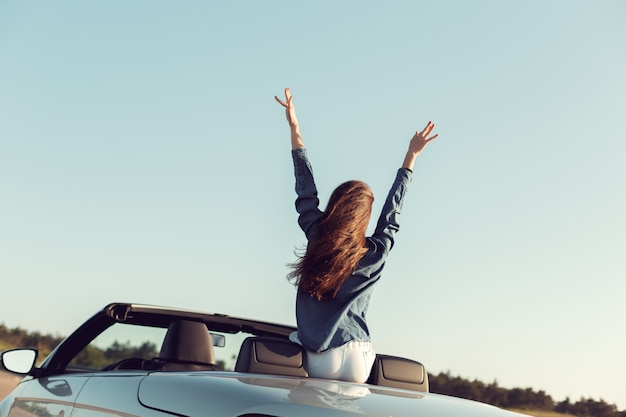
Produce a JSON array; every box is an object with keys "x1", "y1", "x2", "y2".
[{"x1": 298, "y1": 338, "x2": 376, "y2": 383}]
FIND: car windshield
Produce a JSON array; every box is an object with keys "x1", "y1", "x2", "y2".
[{"x1": 68, "y1": 322, "x2": 249, "y2": 372}]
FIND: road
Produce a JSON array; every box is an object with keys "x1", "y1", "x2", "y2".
[{"x1": 0, "y1": 371, "x2": 21, "y2": 401}]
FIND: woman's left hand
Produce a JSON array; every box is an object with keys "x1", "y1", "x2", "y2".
[{"x1": 402, "y1": 121, "x2": 439, "y2": 170}]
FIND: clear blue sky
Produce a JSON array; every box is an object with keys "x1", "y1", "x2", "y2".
[{"x1": 1, "y1": 0, "x2": 625, "y2": 410}]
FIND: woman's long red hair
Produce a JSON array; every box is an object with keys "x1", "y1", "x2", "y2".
[{"x1": 288, "y1": 180, "x2": 374, "y2": 300}]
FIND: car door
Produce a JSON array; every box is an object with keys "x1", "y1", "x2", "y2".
[
  {"x1": 70, "y1": 373, "x2": 153, "y2": 417},
  {"x1": 7, "y1": 374, "x2": 91, "y2": 417}
]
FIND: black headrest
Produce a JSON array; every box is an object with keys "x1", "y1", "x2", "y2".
[
  {"x1": 368, "y1": 354, "x2": 429, "y2": 392},
  {"x1": 235, "y1": 336, "x2": 307, "y2": 377},
  {"x1": 159, "y1": 320, "x2": 216, "y2": 366}
]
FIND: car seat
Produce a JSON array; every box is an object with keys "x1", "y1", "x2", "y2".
[
  {"x1": 235, "y1": 336, "x2": 307, "y2": 377},
  {"x1": 151, "y1": 320, "x2": 216, "y2": 371},
  {"x1": 367, "y1": 354, "x2": 429, "y2": 392}
]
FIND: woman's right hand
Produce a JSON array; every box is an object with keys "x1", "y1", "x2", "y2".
[
  {"x1": 275, "y1": 87, "x2": 304, "y2": 149},
  {"x1": 274, "y1": 88, "x2": 299, "y2": 128}
]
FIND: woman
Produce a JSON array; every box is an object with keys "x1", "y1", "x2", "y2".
[{"x1": 275, "y1": 88, "x2": 438, "y2": 383}]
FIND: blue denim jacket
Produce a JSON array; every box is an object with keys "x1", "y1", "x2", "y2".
[{"x1": 291, "y1": 148, "x2": 412, "y2": 352}]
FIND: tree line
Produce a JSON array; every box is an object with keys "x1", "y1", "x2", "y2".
[
  {"x1": 429, "y1": 371, "x2": 625, "y2": 417},
  {"x1": 0, "y1": 324, "x2": 64, "y2": 360},
  {"x1": 1, "y1": 323, "x2": 623, "y2": 416}
]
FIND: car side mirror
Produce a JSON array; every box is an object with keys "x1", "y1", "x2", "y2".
[{"x1": 1, "y1": 348, "x2": 38, "y2": 374}]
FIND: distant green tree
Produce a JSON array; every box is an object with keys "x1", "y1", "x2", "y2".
[
  {"x1": 104, "y1": 341, "x2": 158, "y2": 363},
  {"x1": 430, "y1": 372, "x2": 482, "y2": 402},
  {"x1": 70, "y1": 344, "x2": 108, "y2": 369},
  {"x1": 483, "y1": 381, "x2": 508, "y2": 407},
  {"x1": 570, "y1": 397, "x2": 620, "y2": 417},
  {"x1": 449, "y1": 376, "x2": 481, "y2": 401},
  {"x1": 69, "y1": 340, "x2": 159, "y2": 369},
  {"x1": 0, "y1": 323, "x2": 63, "y2": 354},
  {"x1": 531, "y1": 390, "x2": 554, "y2": 410},
  {"x1": 555, "y1": 397, "x2": 573, "y2": 414}
]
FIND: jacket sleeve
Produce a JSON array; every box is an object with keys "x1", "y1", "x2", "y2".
[
  {"x1": 370, "y1": 168, "x2": 412, "y2": 253},
  {"x1": 292, "y1": 148, "x2": 323, "y2": 240}
]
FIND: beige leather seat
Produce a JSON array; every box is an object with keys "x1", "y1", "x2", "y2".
[{"x1": 152, "y1": 320, "x2": 216, "y2": 371}]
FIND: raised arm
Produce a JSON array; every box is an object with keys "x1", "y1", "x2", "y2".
[
  {"x1": 402, "y1": 121, "x2": 439, "y2": 171},
  {"x1": 275, "y1": 88, "x2": 304, "y2": 150}
]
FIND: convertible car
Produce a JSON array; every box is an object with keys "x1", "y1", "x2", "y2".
[{"x1": 0, "y1": 302, "x2": 531, "y2": 417}]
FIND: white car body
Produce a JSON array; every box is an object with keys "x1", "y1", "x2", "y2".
[{"x1": 0, "y1": 303, "x2": 532, "y2": 417}]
